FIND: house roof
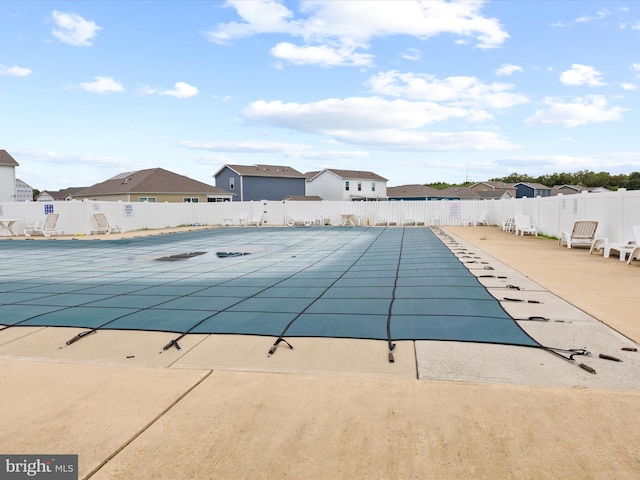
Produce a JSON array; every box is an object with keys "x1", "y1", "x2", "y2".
[
  {"x1": 387, "y1": 184, "x2": 441, "y2": 198},
  {"x1": 307, "y1": 169, "x2": 388, "y2": 182},
  {"x1": 476, "y1": 190, "x2": 511, "y2": 199},
  {"x1": 284, "y1": 195, "x2": 324, "y2": 201},
  {"x1": 37, "y1": 187, "x2": 86, "y2": 200},
  {"x1": 76, "y1": 168, "x2": 230, "y2": 197},
  {"x1": 322, "y1": 169, "x2": 388, "y2": 182},
  {"x1": 437, "y1": 187, "x2": 482, "y2": 199},
  {"x1": 217, "y1": 164, "x2": 305, "y2": 179},
  {"x1": 0, "y1": 150, "x2": 19, "y2": 167},
  {"x1": 514, "y1": 182, "x2": 551, "y2": 190},
  {"x1": 470, "y1": 181, "x2": 514, "y2": 190}
]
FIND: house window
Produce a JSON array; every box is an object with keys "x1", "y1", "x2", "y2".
[
  {"x1": 372, "y1": 183, "x2": 376, "y2": 192},
  {"x1": 345, "y1": 181, "x2": 350, "y2": 191},
  {"x1": 357, "y1": 182, "x2": 362, "y2": 191},
  {"x1": 183, "y1": 197, "x2": 199, "y2": 203},
  {"x1": 229, "y1": 178, "x2": 235, "y2": 190},
  {"x1": 138, "y1": 197, "x2": 157, "y2": 202}
]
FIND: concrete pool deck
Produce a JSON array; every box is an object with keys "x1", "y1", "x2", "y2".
[{"x1": 1, "y1": 225, "x2": 639, "y2": 479}]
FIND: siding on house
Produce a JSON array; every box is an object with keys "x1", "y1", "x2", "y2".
[
  {"x1": 514, "y1": 182, "x2": 552, "y2": 198},
  {"x1": 214, "y1": 164, "x2": 306, "y2": 201},
  {"x1": 306, "y1": 169, "x2": 388, "y2": 201},
  {"x1": 0, "y1": 150, "x2": 19, "y2": 202}
]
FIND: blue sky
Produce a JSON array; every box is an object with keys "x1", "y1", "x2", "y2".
[{"x1": 2, "y1": 1, "x2": 640, "y2": 191}]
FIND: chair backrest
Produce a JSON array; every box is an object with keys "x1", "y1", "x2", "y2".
[
  {"x1": 571, "y1": 221, "x2": 598, "y2": 240},
  {"x1": 93, "y1": 213, "x2": 109, "y2": 228},
  {"x1": 632, "y1": 225, "x2": 640, "y2": 244},
  {"x1": 44, "y1": 214, "x2": 59, "y2": 230},
  {"x1": 513, "y1": 214, "x2": 531, "y2": 226}
]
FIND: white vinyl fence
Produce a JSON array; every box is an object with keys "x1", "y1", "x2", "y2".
[{"x1": 1, "y1": 190, "x2": 639, "y2": 244}]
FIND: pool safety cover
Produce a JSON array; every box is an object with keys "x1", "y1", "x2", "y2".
[{"x1": 0, "y1": 227, "x2": 539, "y2": 347}]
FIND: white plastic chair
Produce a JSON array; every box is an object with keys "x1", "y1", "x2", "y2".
[
  {"x1": 514, "y1": 215, "x2": 537, "y2": 236},
  {"x1": 559, "y1": 221, "x2": 599, "y2": 248},
  {"x1": 24, "y1": 214, "x2": 62, "y2": 237}
]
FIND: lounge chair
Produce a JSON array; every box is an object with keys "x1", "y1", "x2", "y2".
[
  {"x1": 559, "y1": 220, "x2": 599, "y2": 248},
  {"x1": 501, "y1": 216, "x2": 514, "y2": 232},
  {"x1": 92, "y1": 213, "x2": 124, "y2": 235},
  {"x1": 624, "y1": 225, "x2": 640, "y2": 264},
  {"x1": 247, "y1": 213, "x2": 264, "y2": 226},
  {"x1": 590, "y1": 225, "x2": 640, "y2": 261},
  {"x1": 24, "y1": 213, "x2": 62, "y2": 237},
  {"x1": 513, "y1": 215, "x2": 538, "y2": 236}
]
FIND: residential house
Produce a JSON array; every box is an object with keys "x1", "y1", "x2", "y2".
[
  {"x1": 434, "y1": 186, "x2": 482, "y2": 200},
  {"x1": 213, "y1": 164, "x2": 306, "y2": 202},
  {"x1": 15, "y1": 179, "x2": 34, "y2": 202},
  {"x1": 36, "y1": 187, "x2": 85, "y2": 202},
  {"x1": 475, "y1": 190, "x2": 512, "y2": 200},
  {"x1": 306, "y1": 169, "x2": 388, "y2": 201},
  {"x1": 284, "y1": 195, "x2": 323, "y2": 201},
  {"x1": 513, "y1": 182, "x2": 552, "y2": 198},
  {"x1": 551, "y1": 185, "x2": 611, "y2": 195},
  {"x1": 387, "y1": 184, "x2": 442, "y2": 201},
  {"x1": 0, "y1": 150, "x2": 19, "y2": 202},
  {"x1": 469, "y1": 181, "x2": 517, "y2": 197},
  {"x1": 74, "y1": 168, "x2": 232, "y2": 203}
]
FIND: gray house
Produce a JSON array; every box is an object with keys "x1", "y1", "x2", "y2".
[
  {"x1": 513, "y1": 182, "x2": 552, "y2": 198},
  {"x1": 0, "y1": 150, "x2": 19, "y2": 202},
  {"x1": 213, "y1": 164, "x2": 306, "y2": 201}
]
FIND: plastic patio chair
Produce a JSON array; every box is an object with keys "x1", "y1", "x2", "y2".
[
  {"x1": 24, "y1": 213, "x2": 62, "y2": 237},
  {"x1": 559, "y1": 220, "x2": 599, "y2": 248},
  {"x1": 92, "y1": 213, "x2": 124, "y2": 235},
  {"x1": 513, "y1": 215, "x2": 538, "y2": 236}
]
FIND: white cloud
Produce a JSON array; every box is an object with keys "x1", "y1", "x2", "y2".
[
  {"x1": 79, "y1": 76, "x2": 124, "y2": 93},
  {"x1": 400, "y1": 48, "x2": 421, "y2": 61},
  {"x1": 0, "y1": 65, "x2": 32, "y2": 77},
  {"x1": 495, "y1": 152, "x2": 640, "y2": 175},
  {"x1": 270, "y1": 42, "x2": 373, "y2": 67},
  {"x1": 576, "y1": 8, "x2": 610, "y2": 23},
  {"x1": 181, "y1": 140, "x2": 370, "y2": 160},
  {"x1": 630, "y1": 63, "x2": 640, "y2": 72},
  {"x1": 159, "y1": 82, "x2": 199, "y2": 98},
  {"x1": 243, "y1": 97, "x2": 472, "y2": 131},
  {"x1": 525, "y1": 95, "x2": 624, "y2": 127},
  {"x1": 51, "y1": 10, "x2": 101, "y2": 46},
  {"x1": 496, "y1": 63, "x2": 523, "y2": 76},
  {"x1": 367, "y1": 71, "x2": 528, "y2": 110},
  {"x1": 560, "y1": 64, "x2": 605, "y2": 86},
  {"x1": 240, "y1": 96, "x2": 517, "y2": 151},
  {"x1": 207, "y1": 0, "x2": 509, "y2": 67},
  {"x1": 621, "y1": 82, "x2": 637, "y2": 91},
  {"x1": 331, "y1": 129, "x2": 517, "y2": 151}
]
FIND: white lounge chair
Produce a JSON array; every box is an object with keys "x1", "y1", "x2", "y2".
[
  {"x1": 92, "y1": 213, "x2": 124, "y2": 235},
  {"x1": 24, "y1": 213, "x2": 62, "y2": 237},
  {"x1": 513, "y1": 215, "x2": 538, "y2": 236},
  {"x1": 501, "y1": 217, "x2": 514, "y2": 232},
  {"x1": 247, "y1": 212, "x2": 264, "y2": 226},
  {"x1": 624, "y1": 225, "x2": 640, "y2": 264},
  {"x1": 559, "y1": 221, "x2": 599, "y2": 248},
  {"x1": 590, "y1": 225, "x2": 640, "y2": 261}
]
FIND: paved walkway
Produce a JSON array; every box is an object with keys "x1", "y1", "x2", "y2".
[{"x1": 1, "y1": 225, "x2": 639, "y2": 479}]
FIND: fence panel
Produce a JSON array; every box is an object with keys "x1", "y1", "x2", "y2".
[{"x1": 2, "y1": 192, "x2": 640, "y2": 241}]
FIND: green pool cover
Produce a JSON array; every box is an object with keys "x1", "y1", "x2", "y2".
[{"x1": 0, "y1": 227, "x2": 539, "y2": 347}]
